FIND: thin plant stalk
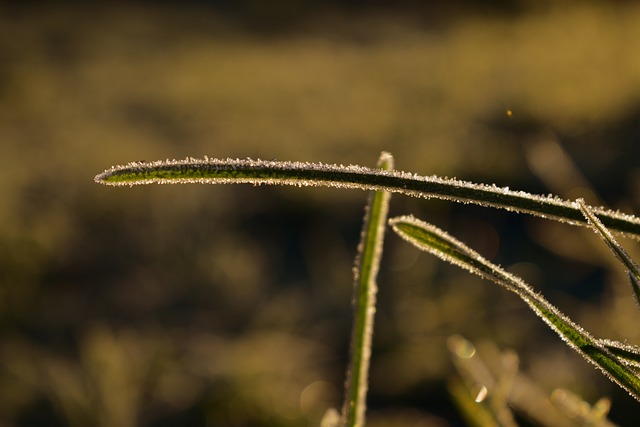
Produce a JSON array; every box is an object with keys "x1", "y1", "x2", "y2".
[
  {"x1": 94, "y1": 158, "x2": 640, "y2": 238},
  {"x1": 576, "y1": 198, "x2": 640, "y2": 306},
  {"x1": 389, "y1": 215, "x2": 640, "y2": 401},
  {"x1": 342, "y1": 152, "x2": 393, "y2": 427}
]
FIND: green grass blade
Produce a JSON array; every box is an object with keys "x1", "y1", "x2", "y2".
[
  {"x1": 599, "y1": 339, "x2": 640, "y2": 369},
  {"x1": 94, "y1": 158, "x2": 640, "y2": 238},
  {"x1": 576, "y1": 198, "x2": 640, "y2": 368},
  {"x1": 389, "y1": 215, "x2": 640, "y2": 401},
  {"x1": 343, "y1": 152, "x2": 393, "y2": 427},
  {"x1": 629, "y1": 272, "x2": 640, "y2": 310},
  {"x1": 576, "y1": 198, "x2": 640, "y2": 307}
]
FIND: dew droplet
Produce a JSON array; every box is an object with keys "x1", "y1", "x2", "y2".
[{"x1": 473, "y1": 384, "x2": 488, "y2": 403}]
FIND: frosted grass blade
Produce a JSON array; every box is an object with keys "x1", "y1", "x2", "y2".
[
  {"x1": 576, "y1": 198, "x2": 640, "y2": 307},
  {"x1": 342, "y1": 152, "x2": 393, "y2": 427},
  {"x1": 599, "y1": 339, "x2": 640, "y2": 370},
  {"x1": 389, "y1": 215, "x2": 640, "y2": 401},
  {"x1": 95, "y1": 158, "x2": 640, "y2": 238},
  {"x1": 576, "y1": 198, "x2": 640, "y2": 368}
]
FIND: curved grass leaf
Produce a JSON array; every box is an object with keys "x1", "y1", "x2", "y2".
[
  {"x1": 95, "y1": 158, "x2": 640, "y2": 238},
  {"x1": 389, "y1": 215, "x2": 640, "y2": 401},
  {"x1": 342, "y1": 152, "x2": 393, "y2": 427},
  {"x1": 576, "y1": 198, "x2": 640, "y2": 370}
]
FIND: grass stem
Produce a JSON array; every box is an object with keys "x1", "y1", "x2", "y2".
[{"x1": 342, "y1": 152, "x2": 393, "y2": 427}]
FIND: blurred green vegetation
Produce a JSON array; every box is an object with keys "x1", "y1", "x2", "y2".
[{"x1": 2, "y1": 1, "x2": 640, "y2": 425}]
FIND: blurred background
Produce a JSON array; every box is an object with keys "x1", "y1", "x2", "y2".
[{"x1": 2, "y1": 0, "x2": 640, "y2": 425}]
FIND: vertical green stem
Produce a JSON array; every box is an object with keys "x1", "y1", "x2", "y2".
[{"x1": 342, "y1": 153, "x2": 393, "y2": 427}]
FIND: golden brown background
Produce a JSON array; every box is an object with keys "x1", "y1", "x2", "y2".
[{"x1": 2, "y1": 1, "x2": 640, "y2": 425}]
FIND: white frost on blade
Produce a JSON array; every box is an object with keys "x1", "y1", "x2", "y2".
[
  {"x1": 389, "y1": 214, "x2": 640, "y2": 401},
  {"x1": 577, "y1": 198, "x2": 640, "y2": 271},
  {"x1": 577, "y1": 198, "x2": 640, "y2": 308},
  {"x1": 343, "y1": 151, "x2": 393, "y2": 427},
  {"x1": 94, "y1": 157, "x2": 640, "y2": 237},
  {"x1": 599, "y1": 339, "x2": 640, "y2": 369}
]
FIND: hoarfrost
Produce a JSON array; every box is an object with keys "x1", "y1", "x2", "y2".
[
  {"x1": 390, "y1": 214, "x2": 640, "y2": 401},
  {"x1": 95, "y1": 157, "x2": 640, "y2": 238}
]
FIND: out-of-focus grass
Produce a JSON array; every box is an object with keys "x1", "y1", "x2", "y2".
[{"x1": 2, "y1": 2, "x2": 640, "y2": 425}]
